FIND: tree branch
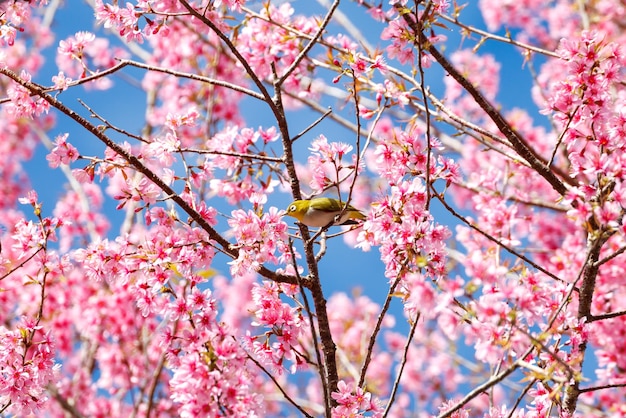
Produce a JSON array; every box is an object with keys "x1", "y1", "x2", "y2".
[
  {"x1": 0, "y1": 68, "x2": 297, "y2": 286},
  {"x1": 276, "y1": 0, "x2": 340, "y2": 88},
  {"x1": 396, "y1": 4, "x2": 570, "y2": 198},
  {"x1": 563, "y1": 231, "x2": 611, "y2": 413}
]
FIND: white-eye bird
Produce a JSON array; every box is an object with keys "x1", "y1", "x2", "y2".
[{"x1": 284, "y1": 197, "x2": 366, "y2": 227}]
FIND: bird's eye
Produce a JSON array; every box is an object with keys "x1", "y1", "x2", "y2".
[{"x1": 288, "y1": 205, "x2": 296, "y2": 212}]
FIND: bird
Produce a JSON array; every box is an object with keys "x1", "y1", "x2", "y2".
[{"x1": 284, "y1": 197, "x2": 366, "y2": 227}]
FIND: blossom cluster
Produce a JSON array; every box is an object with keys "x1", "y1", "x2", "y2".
[
  {"x1": 228, "y1": 207, "x2": 290, "y2": 277},
  {"x1": 358, "y1": 127, "x2": 456, "y2": 314},
  {"x1": 0, "y1": 320, "x2": 58, "y2": 416},
  {"x1": 331, "y1": 380, "x2": 382, "y2": 417},
  {"x1": 246, "y1": 281, "x2": 308, "y2": 374},
  {"x1": 237, "y1": 2, "x2": 320, "y2": 103}
]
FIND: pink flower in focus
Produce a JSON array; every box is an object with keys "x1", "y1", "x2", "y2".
[{"x1": 46, "y1": 133, "x2": 79, "y2": 168}]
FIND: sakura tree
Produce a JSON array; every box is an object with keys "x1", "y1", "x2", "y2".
[{"x1": 1, "y1": 0, "x2": 625, "y2": 416}]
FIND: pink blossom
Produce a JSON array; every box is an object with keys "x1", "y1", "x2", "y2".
[
  {"x1": 331, "y1": 380, "x2": 382, "y2": 417},
  {"x1": 46, "y1": 133, "x2": 79, "y2": 168},
  {"x1": 51, "y1": 71, "x2": 71, "y2": 90},
  {"x1": 0, "y1": 322, "x2": 59, "y2": 416}
]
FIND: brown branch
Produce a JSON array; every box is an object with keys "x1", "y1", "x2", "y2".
[
  {"x1": 563, "y1": 231, "x2": 611, "y2": 413},
  {"x1": 437, "y1": 13, "x2": 560, "y2": 58},
  {"x1": 382, "y1": 312, "x2": 420, "y2": 418},
  {"x1": 145, "y1": 346, "x2": 169, "y2": 417},
  {"x1": 276, "y1": 0, "x2": 340, "y2": 88},
  {"x1": 358, "y1": 275, "x2": 402, "y2": 388},
  {"x1": 0, "y1": 67, "x2": 298, "y2": 286},
  {"x1": 262, "y1": 5, "x2": 344, "y2": 409},
  {"x1": 588, "y1": 309, "x2": 626, "y2": 322},
  {"x1": 396, "y1": 4, "x2": 570, "y2": 198},
  {"x1": 594, "y1": 244, "x2": 626, "y2": 267},
  {"x1": 432, "y1": 186, "x2": 572, "y2": 288},
  {"x1": 302, "y1": 234, "x2": 339, "y2": 412},
  {"x1": 177, "y1": 0, "x2": 275, "y2": 108},
  {"x1": 246, "y1": 353, "x2": 315, "y2": 418},
  {"x1": 118, "y1": 59, "x2": 265, "y2": 100},
  {"x1": 178, "y1": 1, "x2": 343, "y2": 408},
  {"x1": 47, "y1": 385, "x2": 86, "y2": 418},
  {"x1": 506, "y1": 379, "x2": 536, "y2": 418},
  {"x1": 579, "y1": 381, "x2": 626, "y2": 393},
  {"x1": 288, "y1": 238, "x2": 329, "y2": 414}
]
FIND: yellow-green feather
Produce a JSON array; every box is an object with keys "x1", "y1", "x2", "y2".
[{"x1": 284, "y1": 198, "x2": 365, "y2": 227}]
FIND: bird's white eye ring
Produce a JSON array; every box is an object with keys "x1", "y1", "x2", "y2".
[{"x1": 289, "y1": 205, "x2": 296, "y2": 212}]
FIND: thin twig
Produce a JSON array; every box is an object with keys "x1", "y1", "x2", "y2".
[
  {"x1": 119, "y1": 59, "x2": 265, "y2": 100},
  {"x1": 594, "y1": 244, "x2": 626, "y2": 267},
  {"x1": 588, "y1": 309, "x2": 626, "y2": 322},
  {"x1": 334, "y1": 70, "x2": 365, "y2": 228},
  {"x1": 506, "y1": 379, "x2": 536, "y2": 418},
  {"x1": 437, "y1": 361, "x2": 520, "y2": 418},
  {"x1": 246, "y1": 353, "x2": 315, "y2": 418},
  {"x1": 182, "y1": 148, "x2": 284, "y2": 163},
  {"x1": 415, "y1": 6, "x2": 433, "y2": 210},
  {"x1": 437, "y1": 13, "x2": 560, "y2": 58},
  {"x1": 431, "y1": 186, "x2": 572, "y2": 288},
  {"x1": 579, "y1": 381, "x2": 626, "y2": 393},
  {"x1": 382, "y1": 312, "x2": 420, "y2": 418},
  {"x1": 291, "y1": 107, "x2": 333, "y2": 144},
  {"x1": 548, "y1": 106, "x2": 579, "y2": 167},
  {"x1": 77, "y1": 99, "x2": 146, "y2": 143},
  {"x1": 452, "y1": 180, "x2": 567, "y2": 212},
  {"x1": 0, "y1": 61, "x2": 130, "y2": 105},
  {"x1": 358, "y1": 275, "x2": 402, "y2": 387},
  {"x1": 0, "y1": 247, "x2": 45, "y2": 282},
  {"x1": 276, "y1": 0, "x2": 340, "y2": 88}
]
